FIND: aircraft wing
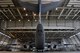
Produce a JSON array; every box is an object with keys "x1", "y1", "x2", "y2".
[{"x1": 12, "y1": 0, "x2": 66, "y2": 13}]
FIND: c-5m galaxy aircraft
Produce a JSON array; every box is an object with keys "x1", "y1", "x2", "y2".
[{"x1": 12, "y1": 0, "x2": 67, "y2": 51}]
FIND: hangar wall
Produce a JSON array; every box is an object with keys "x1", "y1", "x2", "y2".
[{"x1": 1, "y1": 18, "x2": 80, "y2": 29}]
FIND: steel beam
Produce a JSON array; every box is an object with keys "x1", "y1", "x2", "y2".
[
  {"x1": 0, "y1": 10, "x2": 9, "y2": 19},
  {"x1": 46, "y1": 11, "x2": 49, "y2": 19},
  {"x1": 72, "y1": 10, "x2": 80, "y2": 19},
  {"x1": 8, "y1": 9, "x2": 16, "y2": 19},
  {"x1": 65, "y1": 9, "x2": 73, "y2": 19},
  {"x1": 17, "y1": 8, "x2": 23, "y2": 19},
  {"x1": 58, "y1": 9, "x2": 64, "y2": 19}
]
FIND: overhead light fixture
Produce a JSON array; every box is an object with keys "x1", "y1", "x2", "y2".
[
  {"x1": 23, "y1": 8, "x2": 26, "y2": 10},
  {"x1": 56, "y1": 8, "x2": 58, "y2": 10},
  {"x1": 28, "y1": 19, "x2": 30, "y2": 22},
  {"x1": 26, "y1": 13, "x2": 28, "y2": 16},
  {"x1": 35, "y1": 20, "x2": 37, "y2": 22},
  {"x1": 19, "y1": 20, "x2": 21, "y2": 22},
  {"x1": 34, "y1": 13, "x2": 36, "y2": 16},
  {"x1": 10, "y1": 20, "x2": 12, "y2": 22}
]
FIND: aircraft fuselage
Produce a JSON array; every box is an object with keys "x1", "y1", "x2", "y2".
[{"x1": 35, "y1": 23, "x2": 45, "y2": 50}]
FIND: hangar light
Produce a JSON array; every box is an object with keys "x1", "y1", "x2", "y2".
[
  {"x1": 28, "y1": 19, "x2": 30, "y2": 22},
  {"x1": 35, "y1": 20, "x2": 37, "y2": 22},
  {"x1": 56, "y1": 8, "x2": 58, "y2": 10},
  {"x1": 26, "y1": 13, "x2": 28, "y2": 16},
  {"x1": 19, "y1": 20, "x2": 21, "y2": 22},
  {"x1": 34, "y1": 13, "x2": 36, "y2": 16},
  {"x1": 23, "y1": 8, "x2": 26, "y2": 10},
  {"x1": 10, "y1": 20, "x2": 12, "y2": 22}
]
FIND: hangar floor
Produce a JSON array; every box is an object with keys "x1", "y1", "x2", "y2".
[{"x1": 0, "y1": 52, "x2": 80, "y2": 53}]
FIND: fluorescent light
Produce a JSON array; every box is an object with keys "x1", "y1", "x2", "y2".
[
  {"x1": 23, "y1": 8, "x2": 26, "y2": 10},
  {"x1": 56, "y1": 8, "x2": 58, "y2": 10},
  {"x1": 28, "y1": 19, "x2": 30, "y2": 22},
  {"x1": 26, "y1": 13, "x2": 28, "y2": 16},
  {"x1": 10, "y1": 20, "x2": 12, "y2": 22},
  {"x1": 35, "y1": 20, "x2": 37, "y2": 22},
  {"x1": 34, "y1": 13, "x2": 36, "y2": 16},
  {"x1": 19, "y1": 20, "x2": 21, "y2": 22}
]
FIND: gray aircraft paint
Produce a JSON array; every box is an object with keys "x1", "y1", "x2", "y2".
[
  {"x1": 35, "y1": 0, "x2": 45, "y2": 50},
  {"x1": 35, "y1": 23, "x2": 45, "y2": 50}
]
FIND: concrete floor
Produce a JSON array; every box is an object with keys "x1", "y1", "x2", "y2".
[{"x1": 0, "y1": 51, "x2": 80, "y2": 53}]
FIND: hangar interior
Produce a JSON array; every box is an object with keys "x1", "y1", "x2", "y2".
[{"x1": 0, "y1": 0, "x2": 80, "y2": 52}]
